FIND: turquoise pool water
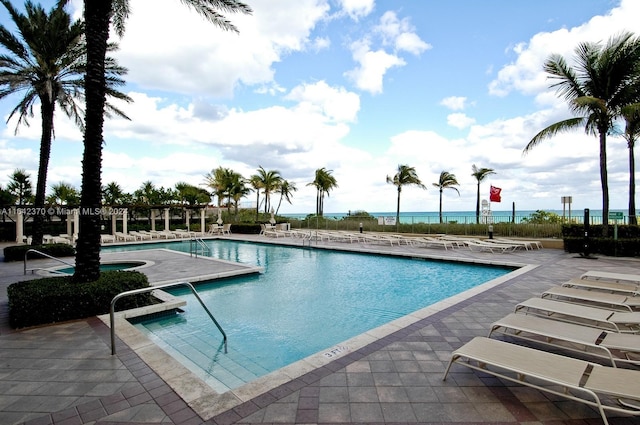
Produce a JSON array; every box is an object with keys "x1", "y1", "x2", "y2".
[{"x1": 119, "y1": 240, "x2": 513, "y2": 393}]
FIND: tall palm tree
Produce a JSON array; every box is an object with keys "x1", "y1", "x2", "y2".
[
  {"x1": 307, "y1": 168, "x2": 338, "y2": 217},
  {"x1": 71, "y1": 0, "x2": 252, "y2": 283},
  {"x1": 255, "y1": 166, "x2": 282, "y2": 214},
  {"x1": 622, "y1": 104, "x2": 640, "y2": 225},
  {"x1": 0, "y1": 0, "x2": 130, "y2": 246},
  {"x1": 471, "y1": 164, "x2": 495, "y2": 224},
  {"x1": 228, "y1": 173, "x2": 250, "y2": 219},
  {"x1": 523, "y1": 32, "x2": 640, "y2": 236},
  {"x1": 386, "y1": 165, "x2": 426, "y2": 228},
  {"x1": 275, "y1": 179, "x2": 297, "y2": 215},
  {"x1": 432, "y1": 171, "x2": 460, "y2": 224},
  {"x1": 248, "y1": 173, "x2": 263, "y2": 220},
  {"x1": 203, "y1": 167, "x2": 228, "y2": 208}
]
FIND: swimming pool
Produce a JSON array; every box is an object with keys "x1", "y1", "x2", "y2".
[{"x1": 124, "y1": 240, "x2": 513, "y2": 393}]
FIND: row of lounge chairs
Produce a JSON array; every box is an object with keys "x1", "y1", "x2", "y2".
[
  {"x1": 100, "y1": 229, "x2": 199, "y2": 243},
  {"x1": 259, "y1": 227, "x2": 542, "y2": 252},
  {"x1": 444, "y1": 270, "x2": 640, "y2": 424}
]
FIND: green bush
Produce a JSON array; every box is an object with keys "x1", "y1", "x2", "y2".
[
  {"x1": 8, "y1": 270, "x2": 152, "y2": 329},
  {"x1": 562, "y1": 223, "x2": 640, "y2": 257},
  {"x1": 3, "y1": 243, "x2": 75, "y2": 262},
  {"x1": 230, "y1": 223, "x2": 261, "y2": 234}
]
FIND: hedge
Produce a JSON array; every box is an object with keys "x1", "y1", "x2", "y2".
[
  {"x1": 562, "y1": 224, "x2": 640, "y2": 257},
  {"x1": 8, "y1": 270, "x2": 152, "y2": 329},
  {"x1": 4, "y1": 243, "x2": 75, "y2": 262}
]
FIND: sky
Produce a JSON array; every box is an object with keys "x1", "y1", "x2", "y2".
[{"x1": 0, "y1": 0, "x2": 639, "y2": 215}]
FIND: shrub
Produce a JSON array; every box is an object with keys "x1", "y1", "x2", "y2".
[
  {"x1": 4, "y1": 243, "x2": 75, "y2": 262},
  {"x1": 8, "y1": 270, "x2": 152, "y2": 329},
  {"x1": 230, "y1": 223, "x2": 261, "y2": 234}
]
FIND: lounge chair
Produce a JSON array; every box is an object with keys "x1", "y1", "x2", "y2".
[
  {"x1": 563, "y1": 278, "x2": 640, "y2": 296},
  {"x1": 466, "y1": 240, "x2": 518, "y2": 253},
  {"x1": 515, "y1": 297, "x2": 640, "y2": 333},
  {"x1": 489, "y1": 313, "x2": 640, "y2": 367},
  {"x1": 100, "y1": 234, "x2": 115, "y2": 244},
  {"x1": 115, "y1": 231, "x2": 136, "y2": 242},
  {"x1": 581, "y1": 271, "x2": 640, "y2": 286},
  {"x1": 492, "y1": 237, "x2": 543, "y2": 250},
  {"x1": 541, "y1": 286, "x2": 640, "y2": 312},
  {"x1": 443, "y1": 336, "x2": 640, "y2": 425},
  {"x1": 129, "y1": 231, "x2": 152, "y2": 240}
]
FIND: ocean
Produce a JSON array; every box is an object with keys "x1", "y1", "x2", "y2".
[{"x1": 280, "y1": 209, "x2": 627, "y2": 225}]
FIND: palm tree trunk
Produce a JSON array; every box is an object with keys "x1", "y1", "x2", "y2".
[
  {"x1": 396, "y1": 188, "x2": 401, "y2": 230},
  {"x1": 31, "y1": 100, "x2": 55, "y2": 246},
  {"x1": 73, "y1": 0, "x2": 112, "y2": 283},
  {"x1": 255, "y1": 191, "x2": 259, "y2": 221},
  {"x1": 475, "y1": 183, "x2": 480, "y2": 224},
  {"x1": 629, "y1": 138, "x2": 637, "y2": 225},
  {"x1": 439, "y1": 189, "x2": 443, "y2": 224},
  {"x1": 599, "y1": 130, "x2": 610, "y2": 237}
]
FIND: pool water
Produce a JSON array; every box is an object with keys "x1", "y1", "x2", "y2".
[
  {"x1": 128, "y1": 240, "x2": 512, "y2": 393},
  {"x1": 56, "y1": 261, "x2": 144, "y2": 274}
]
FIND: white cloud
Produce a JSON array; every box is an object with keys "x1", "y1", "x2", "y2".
[
  {"x1": 375, "y1": 11, "x2": 431, "y2": 55},
  {"x1": 113, "y1": 0, "x2": 331, "y2": 97},
  {"x1": 337, "y1": 0, "x2": 375, "y2": 21},
  {"x1": 447, "y1": 113, "x2": 476, "y2": 129},
  {"x1": 344, "y1": 38, "x2": 406, "y2": 94},
  {"x1": 489, "y1": 0, "x2": 640, "y2": 99},
  {"x1": 440, "y1": 96, "x2": 468, "y2": 111}
]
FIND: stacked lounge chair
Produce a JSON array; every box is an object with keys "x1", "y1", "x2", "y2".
[{"x1": 444, "y1": 270, "x2": 640, "y2": 424}]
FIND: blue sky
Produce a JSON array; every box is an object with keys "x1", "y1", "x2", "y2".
[{"x1": 1, "y1": 0, "x2": 639, "y2": 214}]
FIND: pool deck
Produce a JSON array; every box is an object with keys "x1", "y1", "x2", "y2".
[{"x1": 1, "y1": 234, "x2": 639, "y2": 424}]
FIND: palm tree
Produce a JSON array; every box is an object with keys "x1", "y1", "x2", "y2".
[
  {"x1": 47, "y1": 182, "x2": 79, "y2": 205},
  {"x1": 255, "y1": 166, "x2": 282, "y2": 214},
  {"x1": 0, "y1": 0, "x2": 130, "y2": 246},
  {"x1": 203, "y1": 167, "x2": 228, "y2": 208},
  {"x1": 622, "y1": 104, "x2": 640, "y2": 225},
  {"x1": 307, "y1": 168, "x2": 338, "y2": 217},
  {"x1": 6, "y1": 169, "x2": 33, "y2": 205},
  {"x1": 432, "y1": 171, "x2": 460, "y2": 223},
  {"x1": 471, "y1": 164, "x2": 495, "y2": 224},
  {"x1": 71, "y1": 0, "x2": 252, "y2": 283},
  {"x1": 275, "y1": 179, "x2": 297, "y2": 215},
  {"x1": 102, "y1": 181, "x2": 126, "y2": 205},
  {"x1": 248, "y1": 173, "x2": 263, "y2": 220},
  {"x1": 386, "y1": 165, "x2": 426, "y2": 228},
  {"x1": 228, "y1": 173, "x2": 250, "y2": 219},
  {"x1": 523, "y1": 32, "x2": 640, "y2": 236}
]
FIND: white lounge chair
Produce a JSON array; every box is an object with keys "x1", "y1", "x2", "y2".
[
  {"x1": 100, "y1": 234, "x2": 115, "y2": 244},
  {"x1": 466, "y1": 240, "x2": 518, "y2": 253},
  {"x1": 563, "y1": 278, "x2": 640, "y2": 296},
  {"x1": 115, "y1": 231, "x2": 135, "y2": 242},
  {"x1": 515, "y1": 297, "x2": 640, "y2": 333},
  {"x1": 443, "y1": 337, "x2": 640, "y2": 425},
  {"x1": 129, "y1": 231, "x2": 152, "y2": 240},
  {"x1": 489, "y1": 313, "x2": 640, "y2": 367},
  {"x1": 542, "y1": 286, "x2": 640, "y2": 312},
  {"x1": 581, "y1": 271, "x2": 640, "y2": 285}
]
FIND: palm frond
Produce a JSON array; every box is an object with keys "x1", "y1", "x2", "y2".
[{"x1": 523, "y1": 117, "x2": 586, "y2": 154}]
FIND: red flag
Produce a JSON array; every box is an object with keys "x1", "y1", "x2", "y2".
[{"x1": 489, "y1": 185, "x2": 502, "y2": 202}]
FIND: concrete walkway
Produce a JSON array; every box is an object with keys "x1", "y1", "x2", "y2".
[{"x1": 0, "y1": 235, "x2": 638, "y2": 424}]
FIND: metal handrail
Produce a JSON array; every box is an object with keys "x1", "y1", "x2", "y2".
[
  {"x1": 24, "y1": 249, "x2": 74, "y2": 275},
  {"x1": 189, "y1": 236, "x2": 209, "y2": 257},
  {"x1": 110, "y1": 281, "x2": 227, "y2": 355}
]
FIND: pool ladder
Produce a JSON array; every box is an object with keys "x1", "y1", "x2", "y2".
[
  {"x1": 190, "y1": 236, "x2": 209, "y2": 257},
  {"x1": 110, "y1": 281, "x2": 227, "y2": 355},
  {"x1": 24, "y1": 248, "x2": 74, "y2": 275}
]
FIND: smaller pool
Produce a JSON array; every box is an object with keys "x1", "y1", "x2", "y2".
[{"x1": 54, "y1": 261, "x2": 147, "y2": 275}]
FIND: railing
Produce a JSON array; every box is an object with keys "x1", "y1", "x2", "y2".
[
  {"x1": 109, "y1": 281, "x2": 227, "y2": 355},
  {"x1": 24, "y1": 249, "x2": 74, "y2": 275},
  {"x1": 190, "y1": 236, "x2": 209, "y2": 257}
]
